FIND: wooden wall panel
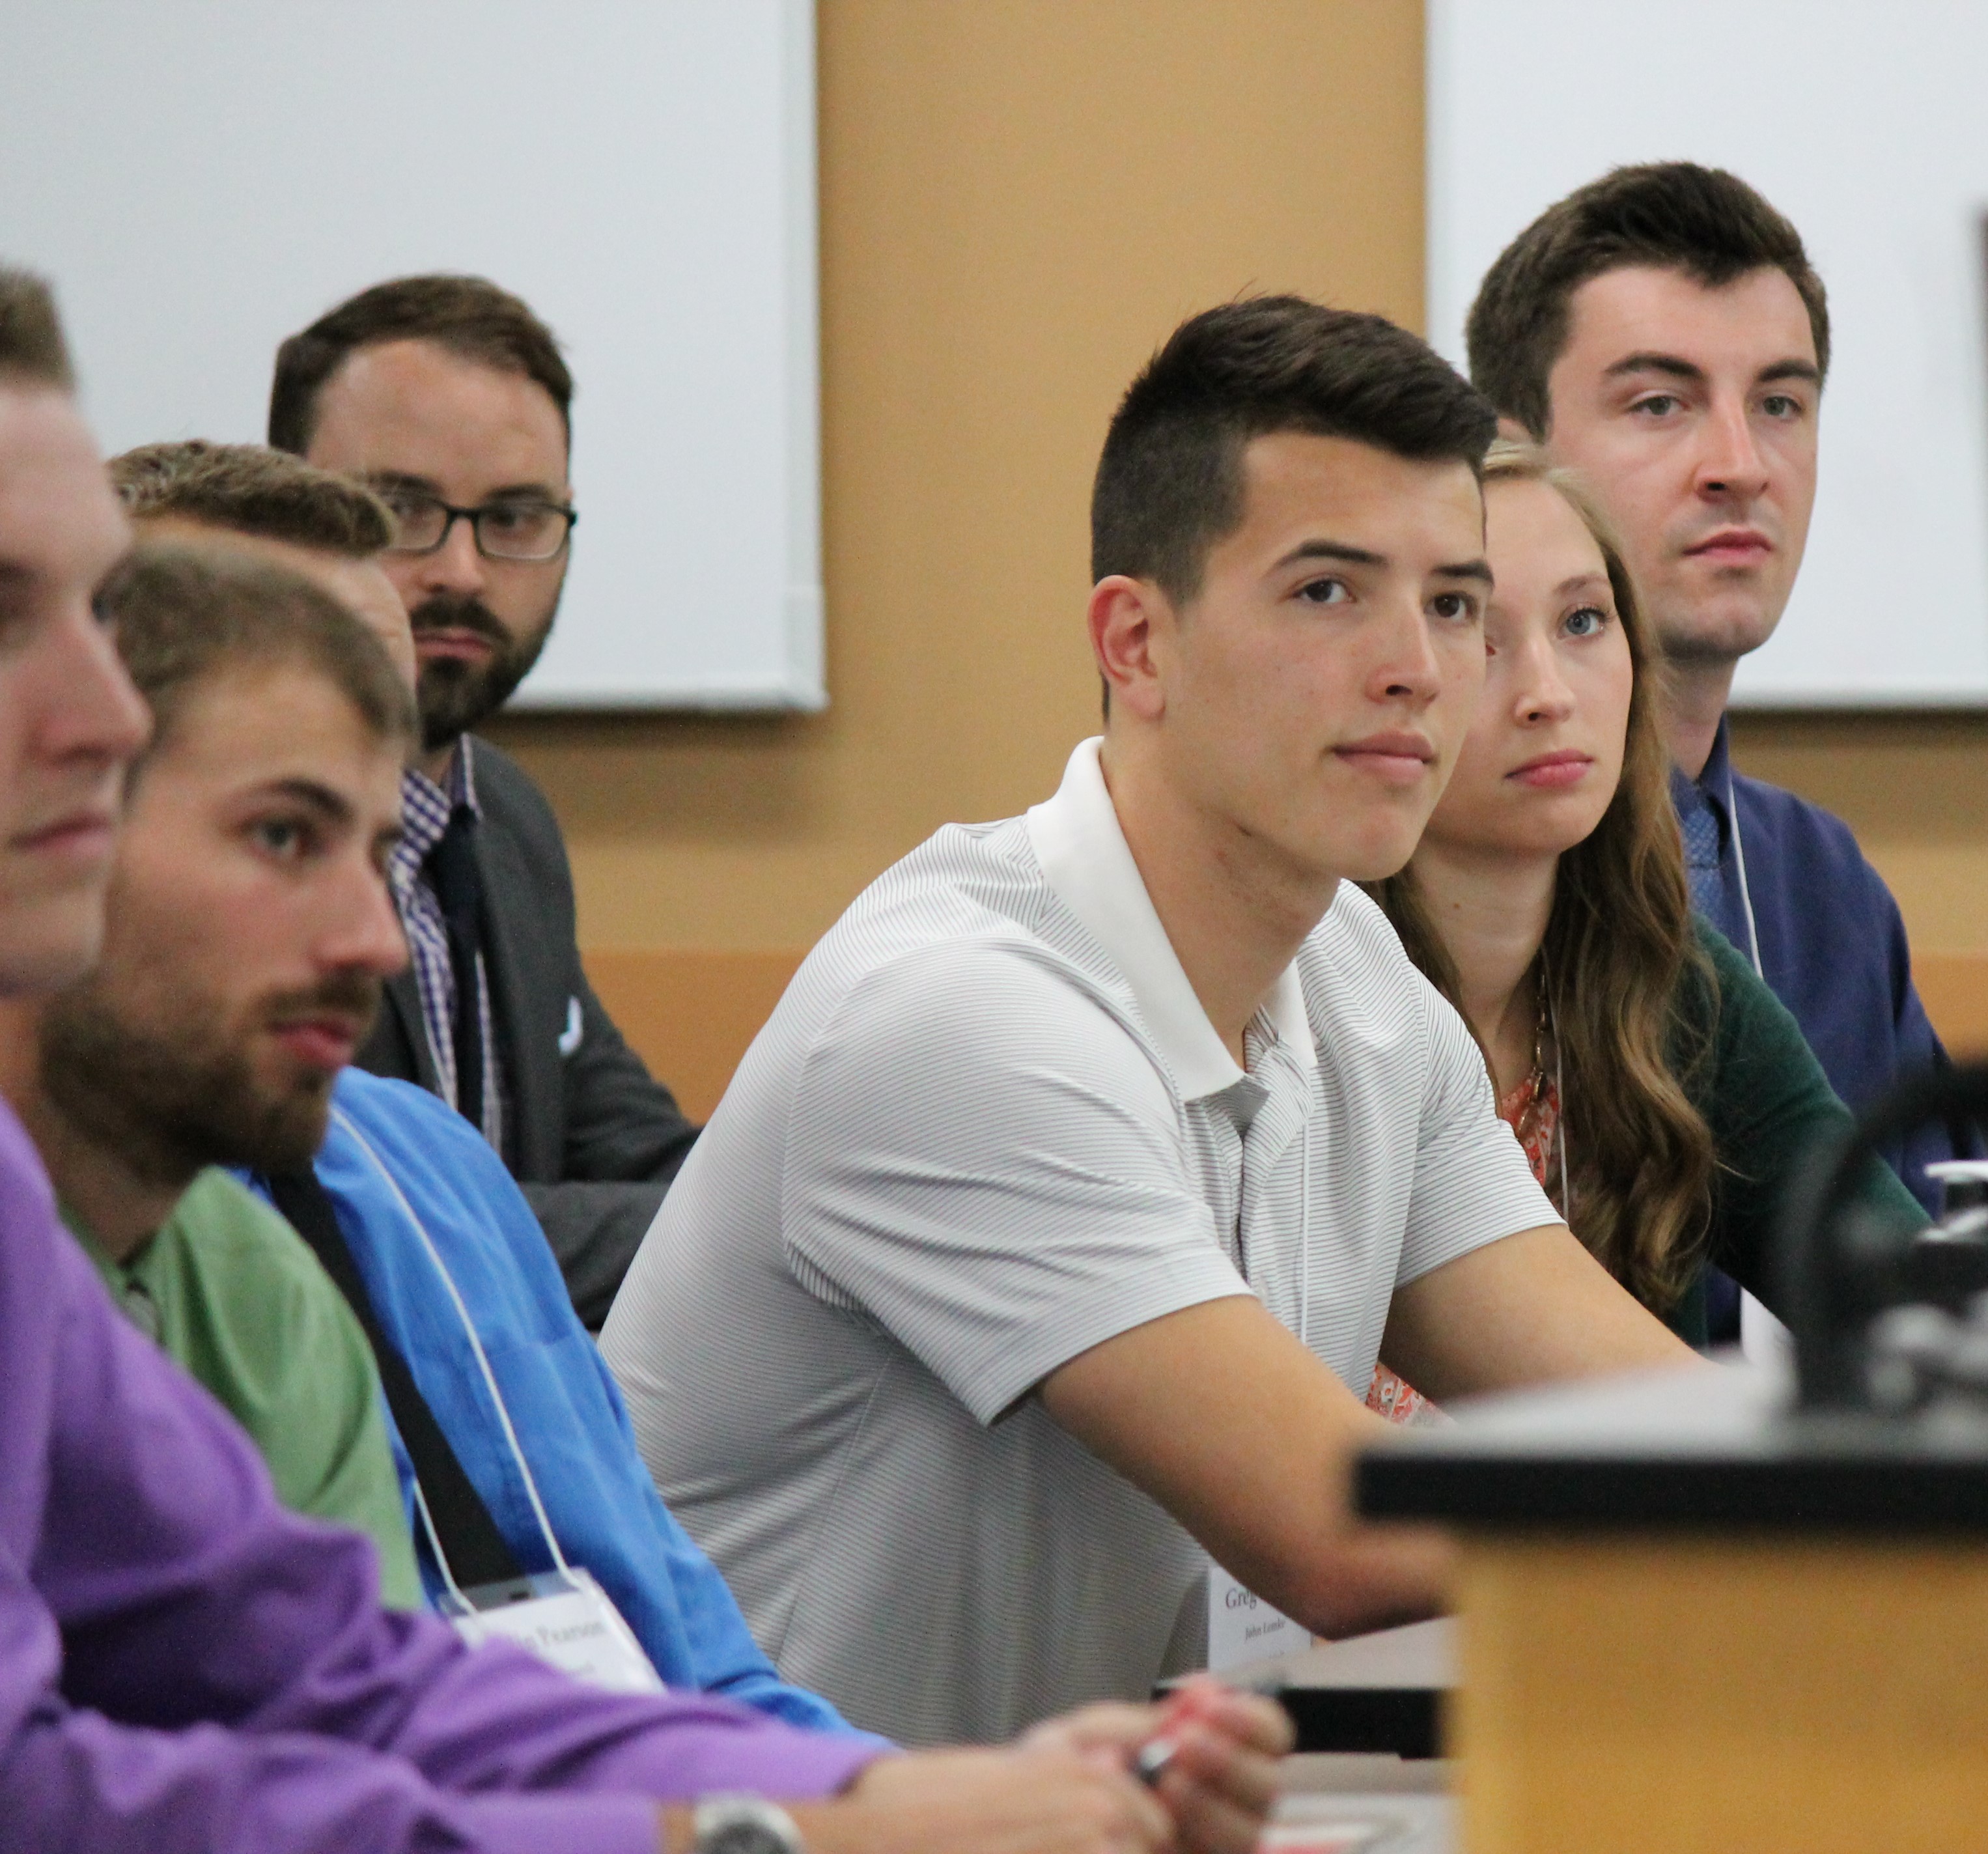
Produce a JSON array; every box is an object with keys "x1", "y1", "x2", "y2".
[{"x1": 584, "y1": 948, "x2": 804, "y2": 1125}]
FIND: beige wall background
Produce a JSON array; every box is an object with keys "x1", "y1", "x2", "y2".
[{"x1": 487, "y1": 0, "x2": 1988, "y2": 1112}]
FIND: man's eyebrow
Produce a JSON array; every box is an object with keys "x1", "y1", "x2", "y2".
[
  {"x1": 482, "y1": 481, "x2": 568, "y2": 503},
  {"x1": 1271, "y1": 539, "x2": 1388, "y2": 572},
  {"x1": 365, "y1": 471, "x2": 565, "y2": 505},
  {"x1": 256, "y1": 776, "x2": 354, "y2": 824},
  {"x1": 1603, "y1": 352, "x2": 1708, "y2": 386},
  {"x1": 1601, "y1": 352, "x2": 1821, "y2": 393},
  {"x1": 1433, "y1": 558, "x2": 1494, "y2": 586}
]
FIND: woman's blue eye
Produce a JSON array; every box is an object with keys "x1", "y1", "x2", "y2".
[{"x1": 1563, "y1": 605, "x2": 1608, "y2": 638}]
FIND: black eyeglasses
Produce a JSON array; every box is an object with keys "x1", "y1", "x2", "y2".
[{"x1": 380, "y1": 489, "x2": 578, "y2": 563}]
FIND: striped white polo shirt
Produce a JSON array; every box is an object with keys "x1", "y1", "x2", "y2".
[{"x1": 602, "y1": 738, "x2": 1553, "y2": 1747}]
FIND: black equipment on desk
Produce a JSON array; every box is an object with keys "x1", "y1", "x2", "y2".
[{"x1": 1776, "y1": 1060, "x2": 1988, "y2": 1412}]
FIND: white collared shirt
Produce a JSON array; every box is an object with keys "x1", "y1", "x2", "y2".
[{"x1": 603, "y1": 737, "x2": 1553, "y2": 1748}]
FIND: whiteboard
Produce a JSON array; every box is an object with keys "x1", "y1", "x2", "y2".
[
  {"x1": 1429, "y1": 0, "x2": 1988, "y2": 707},
  {"x1": 0, "y1": 1, "x2": 822, "y2": 711}
]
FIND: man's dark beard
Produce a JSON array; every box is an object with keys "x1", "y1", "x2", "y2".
[
  {"x1": 38, "y1": 972, "x2": 382, "y2": 1190},
  {"x1": 410, "y1": 591, "x2": 555, "y2": 752}
]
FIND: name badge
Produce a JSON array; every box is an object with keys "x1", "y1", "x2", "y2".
[
  {"x1": 1206, "y1": 1562, "x2": 1308, "y2": 1672},
  {"x1": 443, "y1": 1566, "x2": 664, "y2": 1694}
]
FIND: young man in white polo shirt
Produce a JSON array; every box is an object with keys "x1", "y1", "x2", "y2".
[{"x1": 602, "y1": 297, "x2": 1695, "y2": 1748}]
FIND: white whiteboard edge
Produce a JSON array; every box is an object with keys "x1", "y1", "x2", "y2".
[
  {"x1": 1729, "y1": 689, "x2": 1988, "y2": 711},
  {"x1": 511, "y1": 0, "x2": 824, "y2": 733},
  {"x1": 1422, "y1": 1, "x2": 1465, "y2": 362},
  {"x1": 514, "y1": 579, "x2": 826, "y2": 714},
  {"x1": 782, "y1": 0, "x2": 826, "y2": 706},
  {"x1": 505, "y1": 675, "x2": 827, "y2": 714}
]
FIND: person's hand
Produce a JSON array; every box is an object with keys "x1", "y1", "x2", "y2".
[
  {"x1": 1025, "y1": 1676, "x2": 1292, "y2": 1854},
  {"x1": 798, "y1": 1739, "x2": 1171, "y2": 1854}
]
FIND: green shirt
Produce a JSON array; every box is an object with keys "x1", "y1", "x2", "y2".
[
  {"x1": 68, "y1": 1168, "x2": 423, "y2": 1608},
  {"x1": 1668, "y1": 920, "x2": 1929, "y2": 1346}
]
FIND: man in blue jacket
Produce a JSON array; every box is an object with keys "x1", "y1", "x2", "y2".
[
  {"x1": 1467, "y1": 163, "x2": 1960, "y2": 1260},
  {"x1": 310, "y1": 1062, "x2": 866, "y2": 1734}
]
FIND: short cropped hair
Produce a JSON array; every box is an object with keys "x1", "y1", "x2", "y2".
[
  {"x1": 1092, "y1": 296, "x2": 1498, "y2": 605},
  {"x1": 1467, "y1": 162, "x2": 1830, "y2": 440},
  {"x1": 269, "y1": 274, "x2": 572, "y2": 455},
  {"x1": 98, "y1": 544, "x2": 415, "y2": 763},
  {"x1": 0, "y1": 266, "x2": 74, "y2": 391},
  {"x1": 111, "y1": 440, "x2": 394, "y2": 557}
]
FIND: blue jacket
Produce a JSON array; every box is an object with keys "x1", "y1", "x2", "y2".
[
  {"x1": 1671, "y1": 720, "x2": 1961, "y2": 1215},
  {"x1": 295, "y1": 1068, "x2": 877, "y2": 1742}
]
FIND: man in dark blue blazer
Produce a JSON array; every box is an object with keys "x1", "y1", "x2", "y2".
[
  {"x1": 271, "y1": 275, "x2": 697, "y2": 1328},
  {"x1": 1467, "y1": 163, "x2": 1960, "y2": 1280}
]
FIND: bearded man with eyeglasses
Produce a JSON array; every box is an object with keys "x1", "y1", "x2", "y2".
[{"x1": 270, "y1": 276, "x2": 697, "y2": 1329}]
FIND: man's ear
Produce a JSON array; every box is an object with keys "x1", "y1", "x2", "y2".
[{"x1": 1087, "y1": 574, "x2": 1175, "y2": 725}]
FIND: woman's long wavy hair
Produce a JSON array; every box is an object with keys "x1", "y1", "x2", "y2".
[{"x1": 1369, "y1": 441, "x2": 1716, "y2": 1312}]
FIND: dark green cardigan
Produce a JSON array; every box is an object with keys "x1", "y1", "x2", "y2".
[{"x1": 1657, "y1": 919, "x2": 1927, "y2": 1347}]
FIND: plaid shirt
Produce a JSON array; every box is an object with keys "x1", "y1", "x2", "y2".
[{"x1": 387, "y1": 740, "x2": 505, "y2": 1156}]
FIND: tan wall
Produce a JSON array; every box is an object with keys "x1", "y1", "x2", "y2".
[
  {"x1": 488, "y1": 0, "x2": 1427, "y2": 953},
  {"x1": 1729, "y1": 713, "x2": 1988, "y2": 955},
  {"x1": 486, "y1": 0, "x2": 1988, "y2": 1105}
]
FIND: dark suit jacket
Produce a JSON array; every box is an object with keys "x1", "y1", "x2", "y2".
[{"x1": 357, "y1": 738, "x2": 699, "y2": 1329}]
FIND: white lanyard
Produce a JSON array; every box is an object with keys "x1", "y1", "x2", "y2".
[
  {"x1": 329, "y1": 1106, "x2": 570, "y2": 1588},
  {"x1": 330, "y1": 1109, "x2": 665, "y2": 1695},
  {"x1": 1717, "y1": 755, "x2": 1766, "y2": 979}
]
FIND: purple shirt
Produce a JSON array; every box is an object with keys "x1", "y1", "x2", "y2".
[{"x1": 0, "y1": 1099, "x2": 875, "y2": 1853}]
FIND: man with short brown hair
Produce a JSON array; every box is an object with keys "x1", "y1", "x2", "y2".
[
  {"x1": 108, "y1": 447, "x2": 897, "y2": 1734},
  {"x1": 111, "y1": 438, "x2": 417, "y2": 686},
  {"x1": 271, "y1": 275, "x2": 696, "y2": 1327},
  {"x1": 607, "y1": 296, "x2": 1699, "y2": 1748},
  {"x1": 1467, "y1": 162, "x2": 1959, "y2": 1249}
]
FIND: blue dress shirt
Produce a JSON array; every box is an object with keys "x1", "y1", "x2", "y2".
[{"x1": 1669, "y1": 716, "x2": 1961, "y2": 1218}]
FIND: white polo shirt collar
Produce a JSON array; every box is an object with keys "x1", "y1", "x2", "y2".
[{"x1": 1026, "y1": 737, "x2": 1317, "y2": 1101}]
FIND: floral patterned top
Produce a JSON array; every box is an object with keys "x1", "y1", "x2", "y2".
[{"x1": 1366, "y1": 1068, "x2": 1561, "y2": 1425}]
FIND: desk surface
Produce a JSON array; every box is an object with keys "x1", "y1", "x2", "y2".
[
  {"x1": 1275, "y1": 1752, "x2": 1453, "y2": 1851},
  {"x1": 1357, "y1": 1360, "x2": 1988, "y2": 1533},
  {"x1": 1222, "y1": 1618, "x2": 1454, "y2": 1695},
  {"x1": 1180, "y1": 1620, "x2": 1453, "y2": 1760}
]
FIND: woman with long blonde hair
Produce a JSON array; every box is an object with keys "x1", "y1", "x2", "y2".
[{"x1": 1366, "y1": 442, "x2": 1921, "y2": 1416}]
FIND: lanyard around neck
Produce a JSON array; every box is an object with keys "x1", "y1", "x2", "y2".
[{"x1": 328, "y1": 1106, "x2": 569, "y2": 1588}]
